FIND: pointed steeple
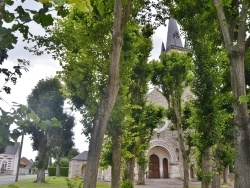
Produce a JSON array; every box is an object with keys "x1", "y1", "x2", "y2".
[
  {"x1": 165, "y1": 18, "x2": 183, "y2": 52},
  {"x1": 161, "y1": 42, "x2": 165, "y2": 54}
]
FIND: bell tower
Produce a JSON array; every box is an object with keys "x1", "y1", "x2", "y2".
[{"x1": 161, "y1": 18, "x2": 187, "y2": 54}]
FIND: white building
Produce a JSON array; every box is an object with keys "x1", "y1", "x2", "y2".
[{"x1": 0, "y1": 142, "x2": 20, "y2": 175}]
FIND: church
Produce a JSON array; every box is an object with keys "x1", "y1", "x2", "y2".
[
  {"x1": 146, "y1": 18, "x2": 193, "y2": 179},
  {"x1": 68, "y1": 18, "x2": 194, "y2": 181}
]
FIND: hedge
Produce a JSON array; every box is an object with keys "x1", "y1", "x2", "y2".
[
  {"x1": 48, "y1": 166, "x2": 69, "y2": 177},
  {"x1": 61, "y1": 167, "x2": 69, "y2": 177}
]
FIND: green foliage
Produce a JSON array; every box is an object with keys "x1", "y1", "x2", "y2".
[
  {"x1": 12, "y1": 77, "x2": 73, "y2": 181},
  {"x1": 150, "y1": 50, "x2": 193, "y2": 136},
  {"x1": 67, "y1": 148, "x2": 80, "y2": 160},
  {"x1": 39, "y1": 0, "x2": 92, "y2": 12},
  {"x1": 121, "y1": 180, "x2": 133, "y2": 188},
  {"x1": 48, "y1": 166, "x2": 56, "y2": 176},
  {"x1": 239, "y1": 95, "x2": 250, "y2": 103},
  {"x1": 0, "y1": 0, "x2": 92, "y2": 94},
  {"x1": 60, "y1": 167, "x2": 69, "y2": 177},
  {"x1": 217, "y1": 144, "x2": 235, "y2": 168},
  {"x1": 60, "y1": 157, "x2": 70, "y2": 167},
  {"x1": 151, "y1": 51, "x2": 193, "y2": 107},
  {"x1": 65, "y1": 177, "x2": 83, "y2": 188},
  {"x1": 48, "y1": 167, "x2": 68, "y2": 176},
  {"x1": 0, "y1": 108, "x2": 14, "y2": 153},
  {"x1": 50, "y1": 114, "x2": 75, "y2": 171}
]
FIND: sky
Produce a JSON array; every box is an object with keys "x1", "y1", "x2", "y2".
[{"x1": 1, "y1": 2, "x2": 169, "y2": 161}]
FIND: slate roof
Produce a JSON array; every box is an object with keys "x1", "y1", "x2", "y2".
[
  {"x1": 3, "y1": 142, "x2": 20, "y2": 155},
  {"x1": 161, "y1": 42, "x2": 165, "y2": 54},
  {"x1": 166, "y1": 18, "x2": 183, "y2": 50},
  {"x1": 72, "y1": 151, "x2": 88, "y2": 161},
  {"x1": 20, "y1": 157, "x2": 33, "y2": 169},
  {"x1": 146, "y1": 89, "x2": 168, "y2": 109}
]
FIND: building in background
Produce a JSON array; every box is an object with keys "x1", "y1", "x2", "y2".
[
  {"x1": 68, "y1": 18, "x2": 194, "y2": 181},
  {"x1": 146, "y1": 18, "x2": 194, "y2": 179},
  {"x1": 19, "y1": 157, "x2": 34, "y2": 175},
  {"x1": 0, "y1": 142, "x2": 20, "y2": 175},
  {"x1": 68, "y1": 151, "x2": 88, "y2": 179}
]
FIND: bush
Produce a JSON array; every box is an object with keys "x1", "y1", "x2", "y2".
[
  {"x1": 61, "y1": 167, "x2": 69, "y2": 177},
  {"x1": 48, "y1": 166, "x2": 56, "y2": 176},
  {"x1": 48, "y1": 166, "x2": 69, "y2": 177},
  {"x1": 65, "y1": 177, "x2": 83, "y2": 188},
  {"x1": 121, "y1": 180, "x2": 134, "y2": 188}
]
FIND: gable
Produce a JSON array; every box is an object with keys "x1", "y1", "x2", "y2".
[
  {"x1": 2, "y1": 142, "x2": 20, "y2": 155},
  {"x1": 72, "y1": 151, "x2": 88, "y2": 161}
]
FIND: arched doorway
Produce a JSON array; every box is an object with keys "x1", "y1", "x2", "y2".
[
  {"x1": 163, "y1": 158, "x2": 168, "y2": 178},
  {"x1": 148, "y1": 154, "x2": 160, "y2": 178}
]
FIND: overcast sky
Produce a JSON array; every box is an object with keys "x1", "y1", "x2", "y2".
[{"x1": 1, "y1": 2, "x2": 168, "y2": 161}]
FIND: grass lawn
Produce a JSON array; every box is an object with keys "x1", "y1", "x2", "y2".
[{"x1": 0, "y1": 177, "x2": 111, "y2": 188}]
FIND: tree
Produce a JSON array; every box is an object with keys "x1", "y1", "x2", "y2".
[
  {"x1": 0, "y1": 0, "x2": 90, "y2": 158},
  {"x1": 0, "y1": 0, "x2": 91, "y2": 94},
  {"x1": 30, "y1": 0, "x2": 154, "y2": 186},
  {"x1": 213, "y1": 1, "x2": 250, "y2": 187},
  {"x1": 160, "y1": 2, "x2": 234, "y2": 187},
  {"x1": 27, "y1": 77, "x2": 65, "y2": 183},
  {"x1": 99, "y1": 22, "x2": 154, "y2": 188},
  {"x1": 67, "y1": 147, "x2": 80, "y2": 160},
  {"x1": 134, "y1": 104, "x2": 165, "y2": 185},
  {"x1": 50, "y1": 114, "x2": 75, "y2": 176},
  {"x1": 0, "y1": 108, "x2": 14, "y2": 153},
  {"x1": 161, "y1": 0, "x2": 250, "y2": 187},
  {"x1": 122, "y1": 24, "x2": 155, "y2": 186},
  {"x1": 151, "y1": 51, "x2": 192, "y2": 188}
]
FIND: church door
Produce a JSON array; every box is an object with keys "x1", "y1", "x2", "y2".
[
  {"x1": 148, "y1": 154, "x2": 160, "y2": 178},
  {"x1": 163, "y1": 158, "x2": 168, "y2": 178}
]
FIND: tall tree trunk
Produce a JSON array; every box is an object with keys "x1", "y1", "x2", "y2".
[
  {"x1": 36, "y1": 148, "x2": 46, "y2": 183},
  {"x1": 214, "y1": 1, "x2": 250, "y2": 187},
  {"x1": 83, "y1": 1, "x2": 131, "y2": 187},
  {"x1": 212, "y1": 156, "x2": 220, "y2": 188},
  {"x1": 37, "y1": 168, "x2": 45, "y2": 183},
  {"x1": 111, "y1": 127, "x2": 122, "y2": 188},
  {"x1": 56, "y1": 163, "x2": 60, "y2": 177},
  {"x1": 223, "y1": 165, "x2": 229, "y2": 184},
  {"x1": 123, "y1": 157, "x2": 135, "y2": 187},
  {"x1": 201, "y1": 147, "x2": 213, "y2": 188},
  {"x1": 182, "y1": 152, "x2": 189, "y2": 188},
  {"x1": 173, "y1": 94, "x2": 189, "y2": 188},
  {"x1": 137, "y1": 163, "x2": 145, "y2": 185},
  {"x1": 230, "y1": 54, "x2": 250, "y2": 188}
]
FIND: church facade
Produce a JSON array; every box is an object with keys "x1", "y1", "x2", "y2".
[
  {"x1": 145, "y1": 18, "x2": 193, "y2": 179},
  {"x1": 146, "y1": 89, "x2": 182, "y2": 179}
]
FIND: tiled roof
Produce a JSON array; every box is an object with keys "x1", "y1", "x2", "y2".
[
  {"x1": 72, "y1": 151, "x2": 88, "y2": 161},
  {"x1": 20, "y1": 157, "x2": 33, "y2": 169},
  {"x1": 3, "y1": 142, "x2": 20, "y2": 155}
]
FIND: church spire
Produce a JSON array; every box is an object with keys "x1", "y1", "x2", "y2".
[
  {"x1": 165, "y1": 18, "x2": 183, "y2": 52},
  {"x1": 161, "y1": 42, "x2": 165, "y2": 54}
]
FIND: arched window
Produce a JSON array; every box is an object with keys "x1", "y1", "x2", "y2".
[{"x1": 1, "y1": 160, "x2": 7, "y2": 169}]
